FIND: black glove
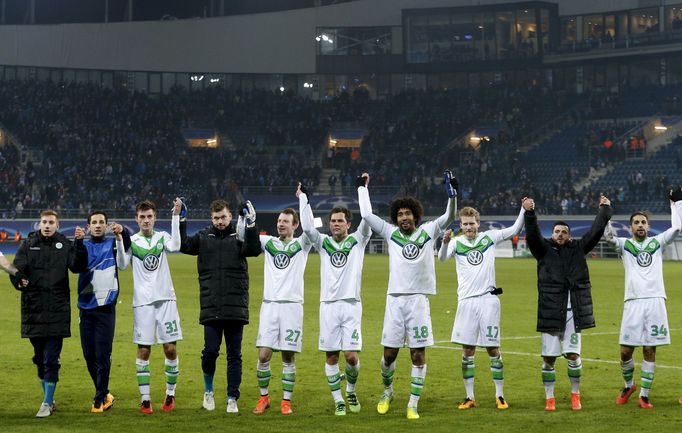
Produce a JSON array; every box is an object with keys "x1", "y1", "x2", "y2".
[
  {"x1": 356, "y1": 175, "x2": 368, "y2": 188},
  {"x1": 10, "y1": 271, "x2": 28, "y2": 290},
  {"x1": 669, "y1": 186, "x2": 682, "y2": 202},
  {"x1": 299, "y1": 183, "x2": 309, "y2": 196},
  {"x1": 444, "y1": 170, "x2": 459, "y2": 198},
  {"x1": 238, "y1": 202, "x2": 249, "y2": 217}
]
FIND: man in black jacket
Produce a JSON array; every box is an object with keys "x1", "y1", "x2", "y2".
[
  {"x1": 10, "y1": 209, "x2": 88, "y2": 417},
  {"x1": 525, "y1": 195, "x2": 612, "y2": 412},
  {"x1": 180, "y1": 199, "x2": 260, "y2": 414}
]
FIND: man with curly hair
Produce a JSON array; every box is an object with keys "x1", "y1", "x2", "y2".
[{"x1": 357, "y1": 171, "x2": 458, "y2": 419}]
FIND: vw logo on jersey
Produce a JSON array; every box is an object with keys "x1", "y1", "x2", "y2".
[
  {"x1": 467, "y1": 250, "x2": 484, "y2": 265},
  {"x1": 143, "y1": 254, "x2": 160, "y2": 271},
  {"x1": 636, "y1": 251, "x2": 653, "y2": 267},
  {"x1": 330, "y1": 251, "x2": 348, "y2": 268},
  {"x1": 274, "y1": 252, "x2": 290, "y2": 269},
  {"x1": 402, "y1": 243, "x2": 420, "y2": 260}
]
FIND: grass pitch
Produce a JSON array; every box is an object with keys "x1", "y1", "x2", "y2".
[{"x1": 1, "y1": 254, "x2": 682, "y2": 432}]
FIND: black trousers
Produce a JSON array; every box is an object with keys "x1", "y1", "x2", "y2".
[
  {"x1": 202, "y1": 320, "x2": 245, "y2": 400},
  {"x1": 79, "y1": 304, "x2": 116, "y2": 404},
  {"x1": 30, "y1": 337, "x2": 63, "y2": 383}
]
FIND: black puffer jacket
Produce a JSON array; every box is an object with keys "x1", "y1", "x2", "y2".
[
  {"x1": 525, "y1": 205, "x2": 612, "y2": 333},
  {"x1": 11, "y1": 231, "x2": 88, "y2": 338},
  {"x1": 180, "y1": 221, "x2": 261, "y2": 324}
]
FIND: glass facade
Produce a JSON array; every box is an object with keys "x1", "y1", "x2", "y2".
[
  {"x1": 316, "y1": 27, "x2": 393, "y2": 56},
  {"x1": 404, "y1": 4, "x2": 557, "y2": 65}
]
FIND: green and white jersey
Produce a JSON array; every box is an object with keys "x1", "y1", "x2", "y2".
[
  {"x1": 612, "y1": 233, "x2": 672, "y2": 301},
  {"x1": 441, "y1": 208, "x2": 525, "y2": 299},
  {"x1": 260, "y1": 234, "x2": 313, "y2": 303},
  {"x1": 358, "y1": 185, "x2": 456, "y2": 295},
  {"x1": 299, "y1": 193, "x2": 371, "y2": 302},
  {"x1": 128, "y1": 216, "x2": 181, "y2": 307},
  {"x1": 609, "y1": 202, "x2": 682, "y2": 301}
]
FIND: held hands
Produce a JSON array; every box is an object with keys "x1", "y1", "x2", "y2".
[
  {"x1": 110, "y1": 222, "x2": 124, "y2": 240},
  {"x1": 669, "y1": 185, "x2": 682, "y2": 202},
  {"x1": 442, "y1": 229, "x2": 453, "y2": 244},
  {"x1": 522, "y1": 197, "x2": 535, "y2": 211},
  {"x1": 74, "y1": 226, "x2": 86, "y2": 240},
  {"x1": 599, "y1": 195, "x2": 611, "y2": 207},
  {"x1": 173, "y1": 197, "x2": 188, "y2": 220},
  {"x1": 296, "y1": 182, "x2": 309, "y2": 199},
  {"x1": 356, "y1": 173, "x2": 370, "y2": 188},
  {"x1": 240, "y1": 200, "x2": 256, "y2": 227},
  {"x1": 444, "y1": 170, "x2": 459, "y2": 198}
]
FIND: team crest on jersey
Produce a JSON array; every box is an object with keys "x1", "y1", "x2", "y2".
[
  {"x1": 288, "y1": 243, "x2": 300, "y2": 253},
  {"x1": 330, "y1": 251, "x2": 348, "y2": 268},
  {"x1": 402, "y1": 243, "x2": 420, "y2": 260},
  {"x1": 274, "y1": 252, "x2": 290, "y2": 269},
  {"x1": 143, "y1": 254, "x2": 160, "y2": 271},
  {"x1": 481, "y1": 238, "x2": 489, "y2": 246},
  {"x1": 467, "y1": 250, "x2": 484, "y2": 265},
  {"x1": 636, "y1": 251, "x2": 652, "y2": 267}
]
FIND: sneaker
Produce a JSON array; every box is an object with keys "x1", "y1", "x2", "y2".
[
  {"x1": 253, "y1": 396, "x2": 270, "y2": 414},
  {"x1": 545, "y1": 397, "x2": 556, "y2": 412},
  {"x1": 376, "y1": 393, "x2": 393, "y2": 415},
  {"x1": 458, "y1": 398, "x2": 476, "y2": 410},
  {"x1": 90, "y1": 402, "x2": 104, "y2": 414},
  {"x1": 140, "y1": 400, "x2": 153, "y2": 415},
  {"x1": 638, "y1": 396, "x2": 653, "y2": 409},
  {"x1": 102, "y1": 393, "x2": 115, "y2": 411},
  {"x1": 334, "y1": 401, "x2": 346, "y2": 416},
  {"x1": 347, "y1": 392, "x2": 361, "y2": 413},
  {"x1": 571, "y1": 393, "x2": 582, "y2": 411},
  {"x1": 496, "y1": 396, "x2": 509, "y2": 410},
  {"x1": 226, "y1": 398, "x2": 239, "y2": 414},
  {"x1": 406, "y1": 406, "x2": 420, "y2": 420},
  {"x1": 36, "y1": 402, "x2": 53, "y2": 418},
  {"x1": 162, "y1": 395, "x2": 175, "y2": 412},
  {"x1": 280, "y1": 400, "x2": 293, "y2": 415},
  {"x1": 616, "y1": 385, "x2": 637, "y2": 405},
  {"x1": 202, "y1": 392, "x2": 215, "y2": 411}
]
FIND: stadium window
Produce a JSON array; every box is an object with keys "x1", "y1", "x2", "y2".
[
  {"x1": 666, "y1": 4, "x2": 682, "y2": 31},
  {"x1": 630, "y1": 7, "x2": 659, "y2": 34}
]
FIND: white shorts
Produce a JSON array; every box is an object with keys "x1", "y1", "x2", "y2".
[
  {"x1": 256, "y1": 302, "x2": 303, "y2": 353},
  {"x1": 133, "y1": 300, "x2": 183, "y2": 345},
  {"x1": 381, "y1": 294, "x2": 434, "y2": 349},
  {"x1": 541, "y1": 310, "x2": 580, "y2": 357},
  {"x1": 451, "y1": 295, "x2": 501, "y2": 347},
  {"x1": 319, "y1": 300, "x2": 362, "y2": 352},
  {"x1": 619, "y1": 297, "x2": 670, "y2": 347}
]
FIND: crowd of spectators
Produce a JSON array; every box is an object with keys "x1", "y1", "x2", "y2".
[{"x1": 0, "y1": 79, "x2": 676, "y2": 218}]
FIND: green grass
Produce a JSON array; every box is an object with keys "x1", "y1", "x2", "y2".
[{"x1": 2, "y1": 254, "x2": 682, "y2": 432}]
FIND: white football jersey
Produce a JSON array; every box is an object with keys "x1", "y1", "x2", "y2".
[
  {"x1": 442, "y1": 208, "x2": 525, "y2": 299},
  {"x1": 611, "y1": 232, "x2": 672, "y2": 301},
  {"x1": 299, "y1": 193, "x2": 371, "y2": 302},
  {"x1": 128, "y1": 216, "x2": 180, "y2": 307},
  {"x1": 609, "y1": 202, "x2": 682, "y2": 301},
  {"x1": 260, "y1": 234, "x2": 313, "y2": 303}
]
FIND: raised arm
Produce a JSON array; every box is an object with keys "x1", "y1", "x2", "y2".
[
  {"x1": 164, "y1": 197, "x2": 183, "y2": 252},
  {"x1": 662, "y1": 190, "x2": 682, "y2": 244},
  {"x1": 111, "y1": 223, "x2": 131, "y2": 269},
  {"x1": 580, "y1": 195, "x2": 613, "y2": 254},
  {"x1": 524, "y1": 206, "x2": 548, "y2": 259},
  {"x1": 497, "y1": 201, "x2": 528, "y2": 240},
  {"x1": 297, "y1": 184, "x2": 320, "y2": 245},
  {"x1": 357, "y1": 174, "x2": 387, "y2": 233},
  {"x1": 438, "y1": 229, "x2": 455, "y2": 262},
  {"x1": 179, "y1": 220, "x2": 200, "y2": 256},
  {"x1": 435, "y1": 170, "x2": 459, "y2": 230}
]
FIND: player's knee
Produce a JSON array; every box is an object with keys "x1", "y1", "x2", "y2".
[{"x1": 344, "y1": 352, "x2": 358, "y2": 365}]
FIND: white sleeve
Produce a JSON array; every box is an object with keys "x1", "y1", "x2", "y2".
[
  {"x1": 165, "y1": 215, "x2": 181, "y2": 252},
  {"x1": 358, "y1": 186, "x2": 389, "y2": 236},
  {"x1": 438, "y1": 237, "x2": 455, "y2": 262},
  {"x1": 434, "y1": 197, "x2": 457, "y2": 231},
  {"x1": 299, "y1": 193, "x2": 320, "y2": 245},
  {"x1": 495, "y1": 207, "x2": 526, "y2": 242},
  {"x1": 116, "y1": 238, "x2": 130, "y2": 270}
]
